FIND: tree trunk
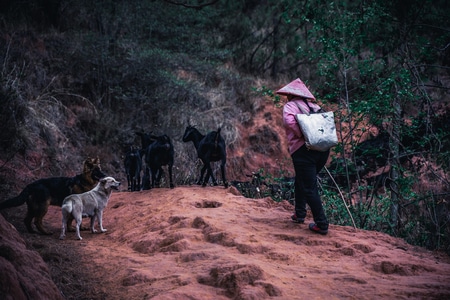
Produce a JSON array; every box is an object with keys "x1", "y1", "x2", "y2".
[{"x1": 390, "y1": 96, "x2": 402, "y2": 235}]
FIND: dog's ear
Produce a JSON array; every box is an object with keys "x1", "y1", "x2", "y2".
[
  {"x1": 83, "y1": 158, "x2": 94, "y2": 173},
  {"x1": 92, "y1": 157, "x2": 101, "y2": 169},
  {"x1": 100, "y1": 177, "x2": 107, "y2": 184}
]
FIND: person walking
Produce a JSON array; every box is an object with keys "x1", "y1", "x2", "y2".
[{"x1": 277, "y1": 78, "x2": 330, "y2": 235}]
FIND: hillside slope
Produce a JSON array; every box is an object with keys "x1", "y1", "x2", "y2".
[{"x1": 1, "y1": 186, "x2": 449, "y2": 299}]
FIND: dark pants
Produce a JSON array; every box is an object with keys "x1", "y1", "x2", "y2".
[{"x1": 291, "y1": 145, "x2": 329, "y2": 229}]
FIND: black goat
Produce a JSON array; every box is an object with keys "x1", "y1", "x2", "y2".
[
  {"x1": 124, "y1": 146, "x2": 142, "y2": 191},
  {"x1": 135, "y1": 131, "x2": 156, "y2": 157},
  {"x1": 143, "y1": 134, "x2": 175, "y2": 189},
  {"x1": 136, "y1": 131, "x2": 160, "y2": 189},
  {"x1": 135, "y1": 131, "x2": 155, "y2": 149},
  {"x1": 182, "y1": 125, "x2": 228, "y2": 188}
]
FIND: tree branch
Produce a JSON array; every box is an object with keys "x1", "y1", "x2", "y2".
[{"x1": 163, "y1": 0, "x2": 220, "y2": 9}]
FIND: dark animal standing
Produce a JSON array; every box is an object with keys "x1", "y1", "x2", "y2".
[
  {"x1": 143, "y1": 134, "x2": 175, "y2": 189},
  {"x1": 135, "y1": 131, "x2": 157, "y2": 190},
  {"x1": 0, "y1": 157, "x2": 106, "y2": 234},
  {"x1": 182, "y1": 125, "x2": 228, "y2": 188},
  {"x1": 124, "y1": 146, "x2": 142, "y2": 191},
  {"x1": 135, "y1": 131, "x2": 156, "y2": 155}
]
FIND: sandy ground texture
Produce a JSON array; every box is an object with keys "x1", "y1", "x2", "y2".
[{"x1": 1, "y1": 185, "x2": 450, "y2": 300}]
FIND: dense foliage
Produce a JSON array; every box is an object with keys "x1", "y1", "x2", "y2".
[{"x1": 0, "y1": 0, "x2": 449, "y2": 252}]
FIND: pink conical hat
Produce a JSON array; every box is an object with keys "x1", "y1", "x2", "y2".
[{"x1": 276, "y1": 78, "x2": 316, "y2": 100}]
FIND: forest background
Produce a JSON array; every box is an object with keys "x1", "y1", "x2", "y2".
[{"x1": 0, "y1": 0, "x2": 449, "y2": 253}]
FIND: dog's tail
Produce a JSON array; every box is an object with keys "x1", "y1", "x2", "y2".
[
  {"x1": 61, "y1": 199, "x2": 73, "y2": 215},
  {"x1": 0, "y1": 189, "x2": 29, "y2": 210}
]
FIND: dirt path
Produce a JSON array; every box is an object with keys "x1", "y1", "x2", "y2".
[{"x1": 2, "y1": 186, "x2": 450, "y2": 299}]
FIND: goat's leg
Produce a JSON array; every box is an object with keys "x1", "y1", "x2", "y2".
[
  {"x1": 202, "y1": 166, "x2": 211, "y2": 187},
  {"x1": 206, "y1": 163, "x2": 217, "y2": 185},
  {"x1": 209, "y1": 168, "x2": 218, "y2": 186},
  {"x1": 127, "y1": 174, "x2": 132, "y2": 191},
  {"x1": 221, "y1": 160, "x2": 228, "y2": 188},
  {"x1": 203, "y1": 163, "x2": 217, "y2": 187},
  {"x1": 202, "y1": 151, "x2": 217, "y2": 186},
  {"x1": 142, "y1": 167, "x2": 151, "y2": 190},
  {"x1": 197, "y1": 164, "x2": 207, "y2": 185},
  {"x1": 136, "y1": 173, "x2": 141, "y2": 191},
  {"x1": 150, "y1": 167, "x2": 156, "y2": 188},
  {"x1": 200, "y1": 157, "x2": 213, "y2": 186},
  {"x1": 218, "y1": 145, "x2": 228, "y2": 188},
  {"x1": 168, "y1": 163, "x2": 174, "y2": 188},
  {"x1": 134, "y1": 177, "x2": 138, "y2": 191},
  {"x1": 151, "y1": 167, "x2": 162, "y2": 188},
  {"x1": 156, "y1": 167, "x2": 163, "y2": 187}
]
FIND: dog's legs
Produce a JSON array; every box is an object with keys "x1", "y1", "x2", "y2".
[
  {"x1": 24, "y1": 200, "x2": 41, "y2": 233},
  {"x1": 35, "y1": 216, "x2": 50, "y2": 235},
  {"x1": 34, "y1": 209, "x2": 52, "y2": 235},
  {"x1": 66, "y1": 214, "x2": 76, "y2": 232},
  {"x1": 60, "y1": 214, "x2": 67, "y2": 240},
  {"x1": 90, "y1": 215, "x2": 97, "y2": 233},
  {"x1": 67, "y1": 214, "x2": 88, "y2": 231},
  {"x1": 24, "y1": 211, "x2": 36, "y2": 233},
  {"x1": 27, "y1": 189, "x2": 52, "y2": 235},
  {"x1": 75, "y1": 216, "x2": 83, "y2": 240},
  {"x1": 97, "y1": 210, "x2": 107, "y2": 233}
]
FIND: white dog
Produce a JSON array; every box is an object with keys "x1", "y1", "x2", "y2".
[{"x1": 59, "y1": 176, "x2": 120, "y2": 240}]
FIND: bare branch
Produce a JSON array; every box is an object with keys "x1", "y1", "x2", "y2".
[{"x1": 163, "y1": 0, "x2": 220, "y2": 9}]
